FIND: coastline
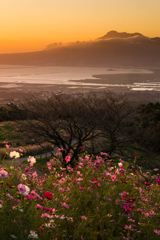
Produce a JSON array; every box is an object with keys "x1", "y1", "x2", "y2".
[{"x1": 0, "y1": 66, "x2": 160, "y2": 105}]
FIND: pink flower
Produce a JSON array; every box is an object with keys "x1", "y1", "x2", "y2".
[
  {"x1": 0, "y1": 170, "x2": 8, "y2": 178},
  {"x1": 81, "y1": 216, "x2": 87, "y2": 220},
  {"x1": 53, "y1": 183, "x2": 58, "y2": 186},
  {"x1": 58, "y1": 148, "x2": 65, "y2": 151},
  {"x1": 17, "y1": 184, "x2": 30, "y2": 195},
  {"x1": 154, "y1": 229, "x2": 160, "y2": 236},
  {"x1": 124, "y1": 225, "x2": 132, "y2": 230},
  {"x1": 32, "y1": 171, "x2": 38, "y2": 178},
  {"x1": 36, "y1": 204, "x2": 43, "y2": 210},
  {"x1": 6, "y1": 193, "x2": 14, "y2": 200},
  {"x1": 61, "y1": 202, "x2": 69, "y2": 208},
  {"x1": 65, "y1": 154, "x2": 71, "y2": 163},
  {"x1": 111, "y1": 174, "x2": 117, "y2": 181},
  {"x1": 41, "y1": 213, "x2": 54, "y2": 218},
  {"x1": 5, "y1": 144, "x2": 10, "y2": 149},
  {"x1": 154, "y1": 168, "x2": 159, "y2": 171}
]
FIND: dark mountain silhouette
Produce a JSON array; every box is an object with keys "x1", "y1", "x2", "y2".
[{"x1": 0, "y1": 31, "x2": 160, "y2": 67}]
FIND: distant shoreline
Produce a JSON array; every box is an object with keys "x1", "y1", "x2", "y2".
[{"x1": 0, "y1": 66, "x2": 159, "y2": 105}]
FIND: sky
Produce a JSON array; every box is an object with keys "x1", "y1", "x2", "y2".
[{"x1": 0, "y1": 0, "x2": 160, "y2": 53}]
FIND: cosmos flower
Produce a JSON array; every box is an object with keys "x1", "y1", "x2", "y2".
[
  {"x1": 28, "y1": 230, "x2": 38, "y2": 239},
  {"x1": 0, "y1": 170, "x2": 8, "y2": 178},
  {"x1": 9, "y1": 151, "x2": 20, "y2": 159},
  {"x1": 27, "y1": 156, "x2": 36, "y2": 164},
  {"x1": 17, "y1": 184, "x2": 30, "y2": 196},
  {"x1": 44, "y1": 191, "x2": 53, "y2": 200}
]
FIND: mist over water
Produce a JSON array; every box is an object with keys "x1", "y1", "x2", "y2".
[{"x1": 0, "y1": 65, "x2": 159, "y2": 91}]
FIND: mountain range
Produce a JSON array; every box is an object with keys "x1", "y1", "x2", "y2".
[{"x1": 0, "y1": 31, "x2": 160, "y2": 67}]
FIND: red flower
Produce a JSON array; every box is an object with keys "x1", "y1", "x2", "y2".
[
  {"x1": 93, "y1": 177, "x2": 99, "y2": 187},
  {"x1": 44, "y1": 191, "x2": 53, "y2": 200},
  {"x1": 141, "y1": 181, "x2": 150, "y2": 186},
  {"x1": 119, "y1": 178, "x2": 127, "y2": 184},
  {"x1": 134, "y1": 153, "x2": 138, "y2": 157}
]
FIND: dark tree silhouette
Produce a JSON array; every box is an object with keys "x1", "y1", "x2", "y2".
[{"x1": 15, "y1": 93, "x2": 99, "y2": 167}]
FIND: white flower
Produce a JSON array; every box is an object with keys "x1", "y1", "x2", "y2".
[
  {"x1": 27, "y1": 156, "x2": 36, "y2": 164},
  {"x1": 10, "y1": 235, "x2": 18, "y2": 239},
  {"x1": 19, "y1": 209, "x2": 24, "y2": 212},
  {"x1": 9, "y1": 151, "x2": 20, "y2": 159},
  {"x1": 28, "y1": 230, "x2": 38, "y2": 239},
  {"x1": 21, "y1": 174, "x2": 27, "y2": 180},
  {"x1": 118, "y1": 162, "x2": 123, "y2": 167},
  {"x1": 23, "y1": 185, "x2": 30, "y2": 196}
]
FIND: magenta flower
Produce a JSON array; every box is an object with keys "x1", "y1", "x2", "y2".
[
  {"x1": 39, "y1": 226, "x2": 45, "y2": 231},
  {"x1": 0, "y1": 170, "x2": 8, "y2": 178},
  {"x1": 79, "y1": 146, "x2": 84, "y2": 150},
  {"x1": 79, "y1": 186, "x2": 85, "y2": 191}
]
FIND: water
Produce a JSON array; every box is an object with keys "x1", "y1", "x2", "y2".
[{"x1": 0, "y1": 65, "x2": 159, "y2": 91}]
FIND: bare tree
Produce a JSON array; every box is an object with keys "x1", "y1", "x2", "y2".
[
  {"x1": 12, "y1": 92, "x2": 137, "y2": 166},
  {"x1": 16, "y1": 93, "x2": 99, "y2": 167},
  {"x1": 82, "y1": 92, "x2": 136, "y2": 156}
]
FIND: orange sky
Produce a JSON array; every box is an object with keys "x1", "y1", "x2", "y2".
[{"x1": 0, "y1": 0, "x2": 160, "y2": 53}]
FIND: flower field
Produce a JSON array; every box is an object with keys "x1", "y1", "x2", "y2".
[{"x1": 0, "y1": 150, "x2": 160, "y2": 240}]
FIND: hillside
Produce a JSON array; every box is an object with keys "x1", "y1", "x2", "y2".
[{"x1": 0, "y1": 31, "x2": 160, "y2": 67}]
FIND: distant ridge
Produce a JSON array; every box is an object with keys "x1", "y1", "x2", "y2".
[
  {"x1": 98, "y1": 30, "x2": 143, "y2": 40},
  {"x1": 0, "y1": 30, "x2": 160, "y2": 67}
]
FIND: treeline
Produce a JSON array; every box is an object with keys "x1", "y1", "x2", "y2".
[
  {"x1": 0, "y1": 103, "x2": 28, "y2": 121},
  {"x1": 1, "y1": 92, "x2": 160, "y2": 167}
]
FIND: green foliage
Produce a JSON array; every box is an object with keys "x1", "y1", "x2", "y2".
[{"x1": 136, "y1": 102, "x2": 160, "y2": 153}]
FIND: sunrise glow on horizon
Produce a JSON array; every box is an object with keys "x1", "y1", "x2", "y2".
[{"x1": 0, "y1": 0, "x2": 160, "y2": 54}]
